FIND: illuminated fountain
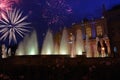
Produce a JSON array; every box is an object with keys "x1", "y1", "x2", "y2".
[
  {"x1": 54, "y1": 42, "x2": 59, "y2": 55},
  {"x1": 41, "y1": 29, "x2": 54, "y2": 55},
  {"x1": 2, "y1": 44, "x2": 7, "y2": 58},
  {"x1": 16, "y1": 41, "x2": 25, "y2": 56},
  {"x1": 40, "y1": 28, "x2": 87, "y2": 56},
  {"x1": 76, "y1": 29, "x2": 85, "y2": 55},
  {"x1": 69, "y1": 34, "x2": 76, "y2": 58},
  {"x1": 85, "y1": 35, "x2": 92, "y2": 57},
  {"x1": 25, "y1": 30, "x2": 39, "y2": 55},
  {"x1": 59, "y1": 27, "x2": 69, "y2": 55},
  {"x1": 16, "y1": 30, "x2": 39, "y2": 55},
  {"x1": 15, "y1": 28, "x2": 111, "y2": 58}
]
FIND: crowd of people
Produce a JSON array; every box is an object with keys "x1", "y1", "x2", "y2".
[{"x1": 0, "y1": 55, "x2": 120, "y2": 80}]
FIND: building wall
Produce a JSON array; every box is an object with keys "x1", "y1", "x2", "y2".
[{"x1": 106, "y1": 7, "x2": 120, "y2": 56}]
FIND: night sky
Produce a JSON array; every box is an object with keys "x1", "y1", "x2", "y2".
[{"x1": 1, "y1": 0, "x2": 120, "y2": 47}]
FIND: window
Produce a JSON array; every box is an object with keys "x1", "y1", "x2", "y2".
[
  {"x1": 86, "y1": 27, "x2": 92, "y2": 38},
  {"x1": 96, "y1": 26, "x2": 103, "y2": 36}
]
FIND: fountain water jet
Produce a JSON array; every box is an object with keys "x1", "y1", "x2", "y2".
[
  {"x1": 59, "y1": 27, "x2": 69, "y2": 55},
  {"x1": 16, "y1": 41, "x2": 25, "y2": 56},
  {"x1": 16, "y1": 30, "x2": 39, "y2": 55},
  {"x1": 54, "y1": 42, "x2": 59, "y2": 55},
  {"x1": 85, "y1": 35, "x2": 92, "y2": 57},
  {"x1": 14, "y1": 27, "x2": 111, "y2": 58},
  {"x1": 2, "y1": 44, "x2": 7, "y2": 58},
  {"x1": 41, "y1": 29, "x2": 54, "y2": 55},
  {"x1": 70, "y1": 34, "x2": 76, "y2": 58},
  {"x1": 26, "y1": 30, "x2": 39, "y2": 55},
  {"x1": 76, "y1": 29, "x2": 84, "y2": 55}
]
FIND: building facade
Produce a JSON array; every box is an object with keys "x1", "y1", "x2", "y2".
[{"x1": 54, "y1": 18, "x2": 111, "y2": 57}]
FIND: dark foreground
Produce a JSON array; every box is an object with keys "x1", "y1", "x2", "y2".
[{"x1": 0, "y1": 55, "x2": 120, "y2": 80}]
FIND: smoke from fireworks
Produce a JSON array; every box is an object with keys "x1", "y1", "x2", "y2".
[
  {"x1": 0, "y1": 8, "x2": 31, "y2": 44},
  {"x1": 42, "y1": 0, "x2": 72, "y2": 26}
]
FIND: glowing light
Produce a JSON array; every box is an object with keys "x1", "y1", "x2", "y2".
[
  {"x1": 25, "y1": 30, "x2": 38, "y2": 55},
  {"x1": 16, "y1": 30, "x2": 38, "y2": 56},
  {"x1": 76, "y1": 29, "x2": 84, "y2": 55},
  {"x1": 41, "y1": 29, "x2": 54, "y2": 55},
  {"x1": 0, "y1": 3, "x2": 6, "y2": 8},
  {"x1": 0, "y1": 8, "x2": 31, "y2": 44},
  {"x1": 86, "y1": 35, "x2": 92, "y2": 57},
  {"x1": 29, "y1": 48, "x2": 36, "y2": 55},
  {"x1": 15, "y1": 41, "x2": 24, "y2": 56},
  {"x1": 59, "y1": 28, "x2": 69, "y2": 55},
  {"x1": 102, "y1": 47, "x2": 105, "y2": 51}
]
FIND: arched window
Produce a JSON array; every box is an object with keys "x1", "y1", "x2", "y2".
[
  {"x1": 96, "y1": 26, "x2": 103, "y2": 36},
  {"x1": 86, "y1": 27, "x2": 92, "y2": 38}
]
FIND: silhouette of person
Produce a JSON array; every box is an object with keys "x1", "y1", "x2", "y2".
[
  {"x1": 97, "y1": 41, "x2": 101, "y2": 57},
  {"x1": 11, "y1": 45, "x2": 17, "y2": 56},
  {"x1": 113, "y1": 46, "x2": 118, "y2": 57}
]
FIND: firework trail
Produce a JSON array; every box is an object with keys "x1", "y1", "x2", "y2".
[{"x1": 42, "y1": 0, "x2": 72, "y2": 26}]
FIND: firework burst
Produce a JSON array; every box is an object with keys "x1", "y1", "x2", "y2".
[
  {"x1": 0, "y1": 0, "x2": 21, "y2": 19},
  {"x1": 0, "y1": 0, "x2": 20, "y2": 10},
  {"x1": 0, "y1": 8, "x2": 31, "y2": 44},
  {"x1": 42, "y1": 0, "x2": 72, "y2": 26}
]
